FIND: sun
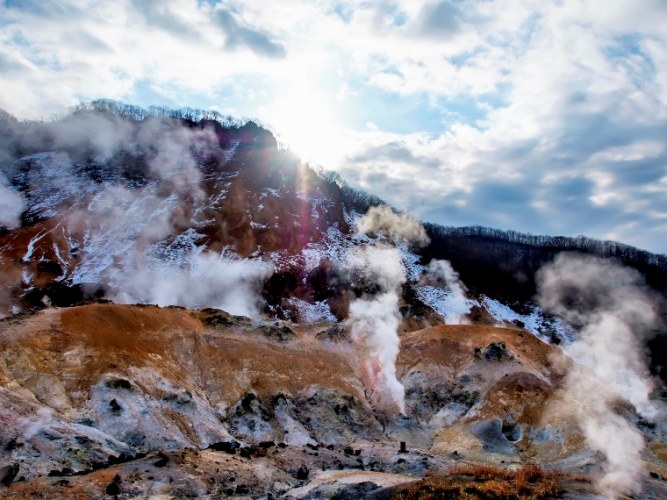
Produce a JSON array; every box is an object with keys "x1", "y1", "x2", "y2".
[{"x1": 260, "y1": 86, "x2": 346, "y2": 167}]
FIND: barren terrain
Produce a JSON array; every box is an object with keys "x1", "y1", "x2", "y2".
[{"x1": 0, "y1": 303, "x2": 666, "y2": 498}]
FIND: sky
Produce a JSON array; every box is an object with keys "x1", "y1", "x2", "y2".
[{"x1": 1, "y1": 0, "x2": 667, "y2": 254}]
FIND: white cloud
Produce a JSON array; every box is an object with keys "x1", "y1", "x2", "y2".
[{"x1": 1, "y1": 0, "x2": 666, "y2": 252}]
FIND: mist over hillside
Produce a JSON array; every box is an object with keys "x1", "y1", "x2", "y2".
[{"x1": 1, "y1": 101, "x2": 667, "y2": 498}]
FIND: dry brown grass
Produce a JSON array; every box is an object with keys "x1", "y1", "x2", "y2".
[{"x1": 388, "y1": 464, "x2": 565, "y2": 499}]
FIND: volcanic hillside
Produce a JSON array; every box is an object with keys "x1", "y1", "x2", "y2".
[
  {"x1": 1, "y1": 102, "x2": 667, "y2": 499},
  {"x1": 0, "y1": 101, "x2": 664, "y2": 335}
]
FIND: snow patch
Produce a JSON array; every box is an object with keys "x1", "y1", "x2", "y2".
[
  {"x1": 289, "y1": 298, "x2": 336, "y2": 323},
  {"x1": 481, "y1": 296, "x2": 575, "y2": 343},
  {"x1": 416, "y1": 286, "x2": 476, "y2": 324}
]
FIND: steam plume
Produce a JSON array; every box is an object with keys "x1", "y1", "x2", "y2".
[
  {"x1": 355, "y1": 205, "x2": 430, "y2": 248},
  {"x1": 111, "y1": 249, "x2": 272, "y2": 318},
  {"x1": 347, "y1": 245, "x2": 406, "y2": 413},
  {"x1": 425, "y1": 259, "x2": 471, "y2": 323},
  {"x1": 537, "y1": 253, "x2": 661, "y2": 497},
  {"x1": 346, "y1": 205, "x2": 432, "y2": 414},
  {"x1": 56, "y1": 112, "x2": 272, "y2": 316},
  {"x1": 0, "y1": 173, "x2": 23, "y2": 229}
]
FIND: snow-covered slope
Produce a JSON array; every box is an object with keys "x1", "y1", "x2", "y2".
[{"x1": 0, "y1": 111, "x2": 574, "y2": 345}]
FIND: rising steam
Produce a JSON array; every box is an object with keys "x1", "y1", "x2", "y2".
[
  {"x1": 355, "y1": 205, "x2": 430, "y2": 248},
  {"x1": 0, "y1": 172, "x2": 23, "y2": 229},
  {"x1": 46, "y1": 111, "x2": 274, "y2": 316},
  {"x1": 347, "y1": 245, "x2": 406, "y2": 413},
  {"x1": 111, "y1": 249, "x2": 272, "y2": 318},
  {"x1": 347, "y1": 206, "x2": 431, "y2": 414},
  {"x1": 537, "y1": 253, "x2": 662, "y2": 497},
  {"x1": 425, "y1": 259, "x2": 472, "y2": 324}
]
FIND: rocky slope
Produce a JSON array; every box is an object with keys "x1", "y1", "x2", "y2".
[
  {"x1": 0, "y1": 303, "x2": 667, "y2": 498},
  {"x1": 0, "y1": 303, "x2": 665, "y2": 498}
]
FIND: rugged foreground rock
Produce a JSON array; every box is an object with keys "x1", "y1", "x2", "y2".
[{"x1": 1, "y1": 302, "x2": 667, "y2": 498}]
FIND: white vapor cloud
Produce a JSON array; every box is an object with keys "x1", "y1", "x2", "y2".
[
  {"x1": 0, "y1": 173, "x2": 24, "y2": 229},
  {"x1": 537, "y1": 253, "x2": 662, "y2": 497},
  {"x1": 425, "y1": 259, "x2": 471, "y2": 324},
  {"x1": 346, "y1": 245, "x2": 406, "y2": 414},
  {"x1": 111, "y1": 249, "x2": 272, "y2": 318},
  {"x1": 345, "y1": 204, "x2": 434, "y2": 414},
  {"x1": 53, "y1": 112, "x2": 273, "y2": 317},
  {"x1": 355, "y1": 205, "x2": 430, "y2": 249}
]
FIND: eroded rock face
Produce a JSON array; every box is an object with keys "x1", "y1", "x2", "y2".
[{"x1": 1, "y1": 305, "x2": 666, "y2": 499}]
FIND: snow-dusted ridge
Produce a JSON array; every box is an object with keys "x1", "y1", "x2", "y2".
[{"x1": 4, "y1": 147, "x2": 577, "y2": 345}]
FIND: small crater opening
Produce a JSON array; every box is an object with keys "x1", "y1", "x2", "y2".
[{"x1": 502, "y1": 421, "x2": 521, "y2": 442}]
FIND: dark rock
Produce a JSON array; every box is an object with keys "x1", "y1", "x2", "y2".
[
  {"x1": 258, "y1": 324, "x2": 297, "y2": 341},
  {"x1": 344, "y1": 446, "x2": 354, "y2": 455},
  {"x1": 501, "y1": 421, "x2": 521, "y2": 442},
  {"x1": 107, "y1": 452, "x2": 145, "y2": 466},
  {"x1": 61, "y1": 467, "x2": 73, "y2": 476},
  {"x1": 471, "y1": 418, "x2": 517, "y2": 454},
  {"x1": 105, "y1": 475, "x2": 121, "y2": 495},
  {"x1": 331, "y1": 481, "x2": 380, "y2": 500},
  {"x1": 239, "y1": 447, "x2": 252, "y2": 459},
  {"x1": 235, "y1": 484, "x2": 249, "y2": 494},
  {"x1": 37, "y1": 260, "x2": 63, "y2": 275},
  {"x1": 208, "y1": 440, "x2": 240, "y2": 454},
  {"x1": 200, "y1": 307, "x2": 225, "y2": 315},
  {"x1": 259, "y1": 440, "x2": 276, "y2": 449},
  {"x1": 278, "y1": 442, "x2": 287, "y2": 448},
  {"x1": 232, "y1": 315, "x2": 252, "y2": 325},
  {"x1": 109, "y1": 398, "x2": 122, "y2": 412},
  {"x1": 476, "y1": 341, "x2": 513, "y2": 361},
  {"x1": 106, "y1": 378, "x2": 132, "y2": 390},
  {"x1": 296, "y1": 463, "x2": 309, "y2": 480},
  {"x1": 153, "y1": 453, "x2": 169, "y2": 467},
  {"x1": 202, "y1": 310, "x2": 252, "y2": 329},
  {"x1": 0, "y1": 463, "x2": 19, "y2": 486},
  {"x1": 5, "y1": 439, "x2": 22, "y2": 451},
  {"x1": 105, "y1": 481, "x2": 121, "y2": 495},
  {"x1": 204, "y1": 313, "x2": 234, "y2": 328},
  {"x1": 316, "y1": 325, "x2": 348, "y2": 343},
  {"x1": 74, "y1": 435, "x2": 92, "y2": 445}
]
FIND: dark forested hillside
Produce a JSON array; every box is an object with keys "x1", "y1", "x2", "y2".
[{"x1": 418, "y1": 224, "x2": 667, "y2": 306}]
